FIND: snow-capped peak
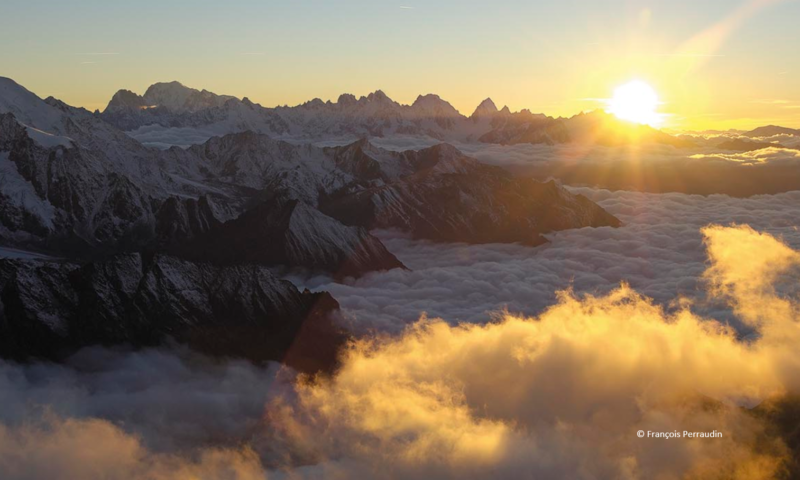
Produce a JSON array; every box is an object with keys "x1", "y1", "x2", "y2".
[
  {"x1": 0, "y1": 77, "x2": 66, "y2": 135},
  {"x1": 105, "y1": 81, "x2": 238, "y2": 114},
  {"x1": 142, "y1": 81, "x2": 197, "y2": 110}
]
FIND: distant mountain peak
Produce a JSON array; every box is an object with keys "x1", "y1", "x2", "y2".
[
  {"x1": 366, "y1": 90, "x2": 391, "y2": 103},
  {"x1": 471, "y1": 98, "x2": 498, "y2": 118},
  {"x1": 144, "y1": 80, "x2": 188, "y2": 92},
  {"x1": 413, "y1": 93, "x2": 443, "y2": 104},
  {"x1": 303, "y1": 98, "x2": 326, "y2": 108},
  {"x1": 411, "y1": 94, "x2": 461, "y2": 119},
  {"x1": 106, "y1": 89, "x2": 146, "y2": 110},
  {"x1": 337, "y1": 93, "x2": 358, "y2": 106},
  {"x1": 142, "y1": 81, "x2": 192, "y2": 101},
  {"x1": 103, "y1": 81, "x2": 238, "y2": 114}
]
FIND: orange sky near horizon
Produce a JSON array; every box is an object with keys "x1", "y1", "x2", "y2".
[{"x1": 1, "y1": 0, "x2": 798, "y2": 132}]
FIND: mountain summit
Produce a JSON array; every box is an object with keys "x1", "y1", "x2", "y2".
[
  {"x1": 105, "y1": 81, "x2": 236, "y2": 114},
  {"x1": 471, "y1": 98, "x2": 499, "y2": 118}
]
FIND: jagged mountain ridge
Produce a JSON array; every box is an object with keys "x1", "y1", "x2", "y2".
[
  {"x1": 0, "y1": 111, "x2": 401, "y2": 276},
  {"x1": 98, "y1": 79, "x2": 696, "y2": 148},
  {"x1": 0, "y1": 77, "x2": 621, "y2": 270},
  {"x1": 320, "y1": 144, "x2": 621, "y2": 245},
  {"x1": 0, "y1": 79, "x2": 400, "y2": 276}
]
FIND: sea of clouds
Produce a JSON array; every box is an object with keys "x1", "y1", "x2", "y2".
[
  {"x1": 2, "y1": 185, "x2": 800, "y2": 478},
  {"x1": 291, "y1": 188, "x2": 800, "y2": 334},
  {"x1": 6, "y1": 133, "x2": 800, "y2": 478}
]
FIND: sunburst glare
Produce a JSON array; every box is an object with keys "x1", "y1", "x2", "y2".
[{"x1": 607, "y1": 80, "x2": 663, "y2": 126}]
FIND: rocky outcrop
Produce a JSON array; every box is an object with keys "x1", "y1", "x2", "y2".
[
  {"x1": 180, "y1": 197, "x2": 404, "y2": 279},
  {"x1": 155, "y1": 195, "x2": 222, "y2": 245},
  {"x1": 0, "y1": 254, "x2": 343, "y2": 372}
]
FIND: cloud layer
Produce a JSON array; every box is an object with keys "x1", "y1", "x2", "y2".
[
  {"x1": 370, "y1": 137, "x2": 800, "y2": 196},
  {"x1": 291, "y1": 188, "x2": 800, "y2": 332},
  {"x1": 268, "y1": 224, "x2": 800, "y2": 478}
]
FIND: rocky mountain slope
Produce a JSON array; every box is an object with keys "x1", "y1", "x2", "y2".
[
  {"x1": 0, "y1": 80, "x2": 401, "y2": 276},
  {"x1": 0, "y1": 253, "x2": 342, "y2": 372},
  {"x1": 319, "y1": 142, "x2": 620, "y2": 245},
  {"x1": 0, "y1": 78, "x2": 622, "y2": 261},
  {"x1": 179, "y1": 197, "x2": 405, "y2": 279}
]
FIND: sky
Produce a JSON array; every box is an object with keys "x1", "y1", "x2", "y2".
[{"x1": 1, "y1": 0, "x2": 799, "y2": 130}]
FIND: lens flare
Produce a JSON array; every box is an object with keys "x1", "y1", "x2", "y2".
[{"x1": 607, "y1": 80, "x2": 663, "y2": 126}]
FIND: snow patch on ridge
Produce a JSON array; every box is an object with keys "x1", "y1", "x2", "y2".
[
  {"x1": 0, "y1": 152, "x2": 57, "y2": 227},
  {"x1": 24, "y1": 126, "x2": 73, "y2": 148}
]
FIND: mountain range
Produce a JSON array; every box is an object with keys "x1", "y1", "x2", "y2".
[
  {"x1": 1, "y1": 75, "x2": 740, "y2": 371},
  {"x1": 99, "y1": 80, "x2": 696, "y2": 149}
]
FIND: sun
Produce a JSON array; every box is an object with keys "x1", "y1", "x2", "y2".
[{"x1": 607, "y1": 80, "x2": 662, "y2": 126}]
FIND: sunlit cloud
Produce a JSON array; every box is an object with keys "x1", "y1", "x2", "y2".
[
  {"x1": 691, "y1": 147, "x2": 800, "y2": 165},
  {"x1": 2, "y1": 221, "x2": 800, "y2": 477},
  {"x1": 266, "y1": 225, "x2": 800, "y2": 478}
]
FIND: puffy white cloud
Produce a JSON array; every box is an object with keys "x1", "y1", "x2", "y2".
[{"x1": 267, "y1": 225, "x2": 800, "y2": 479}]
